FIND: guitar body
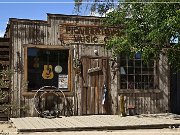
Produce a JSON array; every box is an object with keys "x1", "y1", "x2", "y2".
[{"x1": 42, "y1": 65, "x2": 54, "y2": 79}]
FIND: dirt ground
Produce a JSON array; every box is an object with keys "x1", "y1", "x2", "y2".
[
  {"x1": 1, "y1": 122, "x2": 180, "y2": 135},
  {"x1": 0, "y1": 122, "x2": 16, "y2": 134}
]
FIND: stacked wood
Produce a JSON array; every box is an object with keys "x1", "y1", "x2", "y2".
[
  {"x1": 0, "y1": 38, "x2": 10, "y2": 120},
  {"x1": 0, "y1": 38, "x2": 10, "y2": 66}
]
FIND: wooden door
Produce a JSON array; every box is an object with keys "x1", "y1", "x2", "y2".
[{"x1": 81, "y1": 56, "x2": 111, "y2": 115}]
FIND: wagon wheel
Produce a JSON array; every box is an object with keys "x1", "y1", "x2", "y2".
[{"x1": 33, "y1": 86, "x2": 66, "y2": 118}]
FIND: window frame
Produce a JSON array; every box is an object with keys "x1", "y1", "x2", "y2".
[
  {"x1": 23, "y1": 44, "x2": 73, "y2": 97},
  {"x1": 118, "y1": 55, "x2": 159, "y2": 92}
]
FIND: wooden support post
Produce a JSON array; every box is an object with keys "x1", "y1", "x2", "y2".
[{"x1": 120, "y1": 95, "x2": 126, "y2": 116}]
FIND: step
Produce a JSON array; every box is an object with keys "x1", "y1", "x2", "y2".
[
  {"x1": 0, "y1": 42, "x2": 9, "y2": 47},
  {"x1": 0, "y1": 113, "x2": 8, "y2": 121},
  {"x1": 0, "y1": 48, "x2": 9, "y2": 52},
  {"x1": 0, "y1": 61, "x2": 9, "y2": 65}
]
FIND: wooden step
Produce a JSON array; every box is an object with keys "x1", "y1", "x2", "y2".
[
  {"x1": 0, "y1": 87, "x2": 10, "y2": 90},
  {"x1": 0, "y1": 55, "x2": 9, "y2": 58},
  {"x1": 0, "y1": 38, "x2": 9, "y2": 42},
  {"x1": 0, "y1": 52, "x2": 9, "y2": 56},
  {"x1": 0, "y1": 42, "x2": 9, "y2": 47},
  {"x1": 0, "y1": 52, "x2": 9, "y2": 57},
  {"x1": 0, "y1": 59, "x2": 9, "y2": 62},
  {"x1": 0, "y1": 48, "x2": 9, "y2": 52},
  {"x1": 0, "y1": 112, "x2": 8, "y2": 121},
  {"x1": 0, "y1": 38, "x2": 10, "y2": 63},
  {"x1": 0, "y1": 61, "x2": 9, "y2": 65}
]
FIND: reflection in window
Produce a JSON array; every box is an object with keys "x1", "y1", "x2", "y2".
[
  {"x1": 120, "y1": 54, "x2": 156, "y2": 90},
  {"x1": 27, "y1": 48, "x2": 69, "y2": 91}
]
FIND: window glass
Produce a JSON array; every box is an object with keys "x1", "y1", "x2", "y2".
[
  {"x1": 120, "y1": 54, "x2": 155, "y2": 90},
  {"x1": 27, "y1": 48, "x2": 69, "y2": 90}
]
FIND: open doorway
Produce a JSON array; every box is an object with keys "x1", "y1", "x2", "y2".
[{"x1": 170, "y1": 70, "x2": 180, "y2": 114}]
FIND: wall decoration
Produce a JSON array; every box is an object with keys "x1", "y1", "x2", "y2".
[
  {"x1": 55, "y1": 52, "x2": 62, "y2": 74},
  {"x1": 42, "y1": 51, "x2": 54, "y2": 79},
  {"x1": 55, "y1": 65, "x2": 62, "y2": 74},
  {"x1": 42, "y1": 65, "x2": 54, "y2": 79},
  {"x1": 58, "y1": 74, "x2": 68, "y2": 89}
]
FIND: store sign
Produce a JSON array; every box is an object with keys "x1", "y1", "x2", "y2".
[
  {"x1": 59, "y1": 24, "x2": 120, "y2": 44},
  {"x1": 170, "y1": 32, "x2": 179, "y2": 44}
]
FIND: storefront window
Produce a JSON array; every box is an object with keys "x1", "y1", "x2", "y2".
[
  {"x1": 120, "y1": 53, "x2": 156, "y2": 89},
  {"x1": 27, "y1": 47, "x2": 69, "y2": 91}
]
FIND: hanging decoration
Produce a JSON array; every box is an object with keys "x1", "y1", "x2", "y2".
[
  {"x1": 55, "y1": 52, "x2": 63, "y2": 74},
  {"x1": 42, "y1": 51, "x2": 54, "y2": 79}
]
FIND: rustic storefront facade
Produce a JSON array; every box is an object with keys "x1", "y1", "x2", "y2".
[{"x1": 2, "y1": 14, "x2": 172, "y2": 117}]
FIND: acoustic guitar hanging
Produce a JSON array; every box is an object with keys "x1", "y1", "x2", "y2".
[{"x1": 42, "y1": 51, "x2": 54, "y2": 79}]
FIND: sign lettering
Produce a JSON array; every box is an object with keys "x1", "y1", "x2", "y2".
[{"x1": 59, "y1": 24, "x2": 120, "y2": 44}]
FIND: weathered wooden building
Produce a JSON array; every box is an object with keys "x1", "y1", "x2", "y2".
[
  {"x1": 2, "y1": 14, "x2": 177, "y2": 117},
  {"x1": 0, "y1": 38, "x2": 10, "y2": 120}
]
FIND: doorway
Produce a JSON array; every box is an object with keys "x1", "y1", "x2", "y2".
[
  {"x1": 170, "y1": 70, "x2": 180, "y2": 114},
  {"x1": 80, "y1": 56, "x2": 111, "y2": 115}
]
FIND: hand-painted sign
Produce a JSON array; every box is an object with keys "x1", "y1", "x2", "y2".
[{"x1": 59, "y1": 24, "x2": 120, "y2": 44}]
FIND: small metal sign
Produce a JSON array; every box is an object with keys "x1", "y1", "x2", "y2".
[{"x1": 170, "y1": 32, "x2": 179, "y2": 44}]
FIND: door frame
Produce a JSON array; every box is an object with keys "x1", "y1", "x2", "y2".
[{"x1": 80, "y1": 56, "x2": 111, "y2": 115}]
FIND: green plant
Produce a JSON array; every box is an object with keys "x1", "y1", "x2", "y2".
[
  {"x1": 0, "y1": 66, "x2": 29, "y2": 117},
  {"x1": 74, "y1": 0, "x2": 180, "y2": 71}
]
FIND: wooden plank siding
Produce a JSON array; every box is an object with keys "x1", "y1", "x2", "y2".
[
  {"x1": 6, "y1": 14, "x2": 112, "y2": 117},
  {"x1": 4, "y1": 14, "x2": 170, "y2": 117},
  {"x1": 0, "y1": 38, "x2": 10, "y2": 66},
  {"x1": 80, "y1": 56, "x2": 113, "y2": 115},
  {"x1": 0, "y1": 38, "x2": 11, "y2": 120},
  {"x1": 9, "y1": 20, "x2": 50, "y2": 117},
  {"x1": 118, "y1": 92, "x2": 164, "y2": 115}
]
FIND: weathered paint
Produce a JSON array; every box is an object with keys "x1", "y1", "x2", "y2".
[
  {"x1": 4, "y1": 14, "x2": 170, "y2": 117},
  {"x1": 5, "y1": 15, "x2": 110, "y2": 117},
  {"x1": 0, "y1": 38, "x2": 11, "y2": 120}
]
